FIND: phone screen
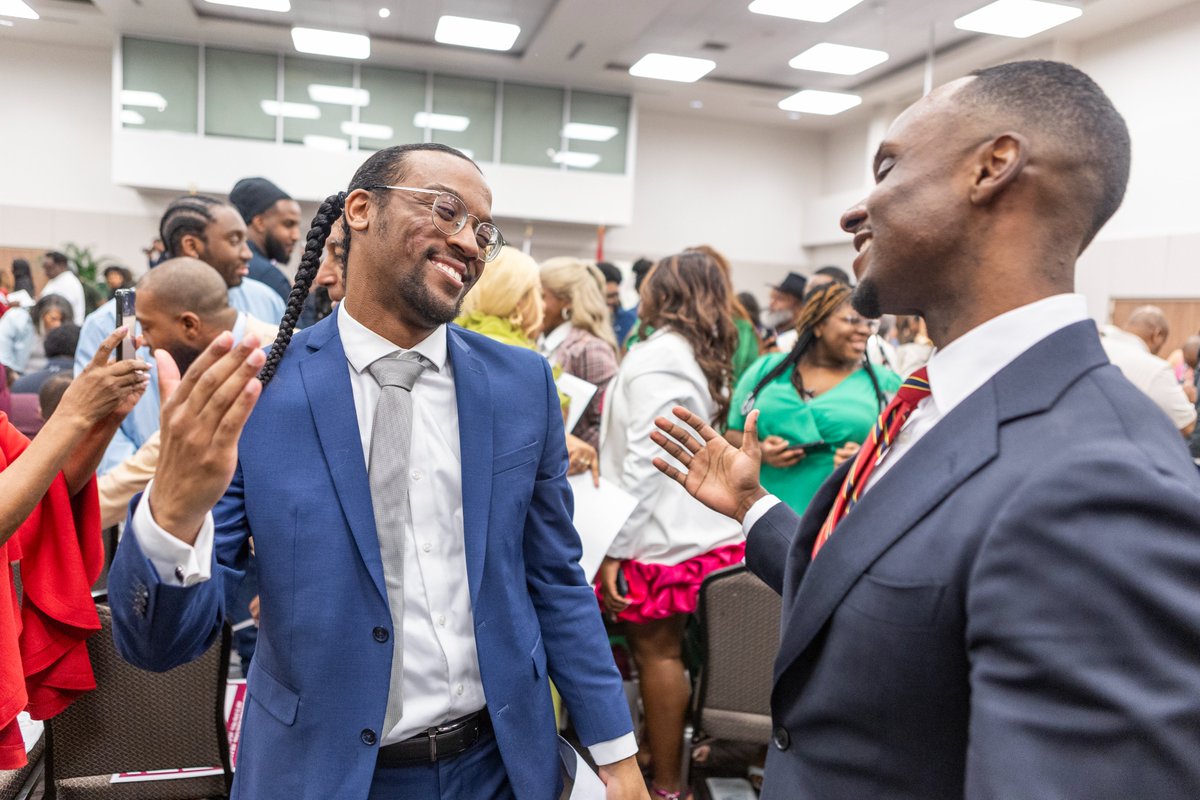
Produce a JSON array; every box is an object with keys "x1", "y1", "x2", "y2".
[{"x1": 115, "y1": 289, "x2": 136, "y2": 360}]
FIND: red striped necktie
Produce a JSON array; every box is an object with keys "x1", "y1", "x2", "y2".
[{"x1": 811, "y1": 367, "x2": 932, "y2": 558}]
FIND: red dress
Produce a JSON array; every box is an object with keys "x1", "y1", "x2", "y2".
[{"x1": 0, "y1": 413, "x2": 103, "y2": 769}]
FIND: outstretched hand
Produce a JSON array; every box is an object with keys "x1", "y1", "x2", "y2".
[{"x1": 650, "y1": 406, "x2": 767, "y2": 523}]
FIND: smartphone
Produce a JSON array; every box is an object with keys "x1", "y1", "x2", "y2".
[
  {"x1": 616, "y1": 566, "x2": 630, "y2": 597},
  {"x1": 786, "y1": 439, "x2": 828, "y2": 454},
  {"x1": 114, "y1": 288, "x2": 136, "y2": 360}
]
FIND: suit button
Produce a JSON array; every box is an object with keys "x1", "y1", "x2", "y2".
[
  {"x1": 360, "y1": 728, "x2": 377, "y2": 746},
  {"x1": 372, "y1": 627, "x2": 389, "y2": 643},
  {"x1": 773, "y1": 727, "x2": 790, "y2": 751}
]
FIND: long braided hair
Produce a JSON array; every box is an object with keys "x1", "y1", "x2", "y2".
[
  {"x1": 738, "y1": 282, "x2": 886, "y2": 417},
  {"x1": 257, "y1": 142, "x2": 477, "y2": 386},
  {"x1": 160, "y1": 194, "x2": 225, "y2": 257}
]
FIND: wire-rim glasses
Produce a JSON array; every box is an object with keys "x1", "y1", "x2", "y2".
[{"x1": 366, "y1": 185, "x2": 506, "y2": 262}]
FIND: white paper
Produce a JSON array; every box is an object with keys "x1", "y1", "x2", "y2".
[
  {"x1": 567, "y1": 475, "x2": 638, "y2": 582},
  {"x1": 17, "y1": 712, "x2": 42, "y2": 754},
  {"x1": 558, "y1": 736, "x2": 607, "y2": 800},
  {"x1": 557, "y1": 372, "x2": 598, "y2": 436}
]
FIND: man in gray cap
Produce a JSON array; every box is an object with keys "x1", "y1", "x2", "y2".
[{"x1": 229, "y1": 177, "x2": 302, "y2": 301}]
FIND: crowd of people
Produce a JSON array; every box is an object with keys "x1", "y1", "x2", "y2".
[{"x1": 4, "y1": 58, "x2": 1200, "y2": 800}]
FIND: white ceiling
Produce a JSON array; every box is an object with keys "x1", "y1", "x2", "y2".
[{"x1": 5, "y1": 0, "x2": 1196, "y2": 129}]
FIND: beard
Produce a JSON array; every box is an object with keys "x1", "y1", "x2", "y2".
[
  {"x1": 170, "y1": 343, "x2": 204, "y2": 377},
  {"x1": 851, "y1": 278, "x2": 882, "y2": 320},
  {"x1": 264, "y1": 231, "x2": 293, "y2": 264},
  {"x1": 395, "y1": 248, "x2": 473, "y2": 328}
]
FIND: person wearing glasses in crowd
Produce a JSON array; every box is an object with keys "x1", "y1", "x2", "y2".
[
  {"x1": 108, "y1": 144, "x2": 646, "y2": 800},
  {"x1": 728, "y1": 282, "x2": 900, "y2": 515}
]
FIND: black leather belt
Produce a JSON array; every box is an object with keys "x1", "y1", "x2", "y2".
[{"x1": 376, "y1": 709, "x2": 491, "y2": 767}]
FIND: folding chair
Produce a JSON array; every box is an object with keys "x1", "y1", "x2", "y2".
[{"x1": 42, "y1": 599, "x2": 232, "y2": 799}]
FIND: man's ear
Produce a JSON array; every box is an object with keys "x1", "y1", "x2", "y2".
[
  {"x1": 179, "y1": 311, "x2": 202, "y2": 338},
  {"x1": 969, "y1": 133, "x2": 1028, "y2": 206},
  {"x1": 344, "y1": 188, "x2": 373, "y2": 233},
  {"x1": 179, "y1": 233, "x2": 204, "y2": 259}
]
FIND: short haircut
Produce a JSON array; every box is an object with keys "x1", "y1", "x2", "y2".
[
  {"x1": 596, "y1": 261, "x2": 622, "y2": 286},
  {"x1": 814, "y1": 265, "x2": 851, "y2": 285},
  {"x1": 39, "y1": 374, "x2": 73, "y2": 420},
  {"x1": 631, "y1": 258, "x2": 654, "y2": 290},
  {"x1": 43, "y1": 323, "x2": 80, "y2": 359},
  {"x1": 44, "y1": 251, "x2": 69, "y2": 268},
  {"x1": 962, "y1": 60, "x2": 1131, "y2": 246}
]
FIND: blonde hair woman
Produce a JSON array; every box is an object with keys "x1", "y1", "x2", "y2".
[
  {"x1": 456, "y1": 245, "x2": 543, "y2": 347},
  {"x1": 540, "y1": 258, "x2": 619, "y2": 449}
]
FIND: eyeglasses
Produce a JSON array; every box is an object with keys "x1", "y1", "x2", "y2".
[
  {"x1": 366, "y1": 185, "x2": 506, "y2": 262},
  {"x1": 837, "y1": 314, "x2": 881, "y2": 333}
]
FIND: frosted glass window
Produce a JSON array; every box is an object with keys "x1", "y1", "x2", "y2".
[
  {"x1": 565, "y1": 91, "x2": 629, "y2": 174},
  {"x1": 358, "y1": 66, "x2": 426, "y2": 151},
  {"x1": 206, "y1": 48, "x2": 277, "y2": 141},
  {"x1": 429, "y1": 76, "x2": 496, "y2": 162},
  {"x1": 500, "y1": 83, "x2": 563, "y2": 169},
  {"x1": 121, "y1": 38, "x2": 198, "y2": 133},
  {"x1": 281, "y1": 57, "x2": 353, "y2": 148}
]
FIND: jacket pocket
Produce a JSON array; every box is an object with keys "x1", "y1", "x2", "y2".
[
  {"x1": 843, "y1": 573, "x2": 945, "y2": 629},
  {"x1": 247, "y1": 661, "x2": 300, "y2": 726},
  {"x1": 493, "y1": 442, "x2": 537, "y2": 475}
]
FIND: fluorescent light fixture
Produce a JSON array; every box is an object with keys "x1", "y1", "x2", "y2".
[
  {"x1": 954, "y1": 0, "x2": 1081, "y2": 38},
  {"x1": 789, "y1": 43, "x2": 888, "y2": 75},
  {"x1": 260, "y1": 99, "x2": 321, "y2": 119},
  {"x1": 434, "y1": 14, "x2": 521, "y2": 51},
  {"x1": 748, "y1": 0, "x2": 865, "y2": 23},
  {"x1": 778, "y1": 89, "x2": 862, "y2": 115},
  {"x1": 340, "y1": 121, "x2": 394, "y2": 139},
  {"x1": 291, "y1": 27, "x2": 370, "y2": 59},
  {"x1": 629, "y1": 53, "x2": 716, "y2": 83},
  {"x1": 413, "y1": 112, "x2": 470, "y2": 132},
  {"x1": 203, "y1": 0, "x2": 289, "y2": 12},
  {"x1": 120, "y1": 110, "x2": 145, "y2": 125},
  {"x1": 552, "y1": 151, "x2": 601, "y2": 169},
  {"x1": 0, "y1": 0, "x2": 36, "y2": 19},
  {"x1": 307, "y1": 84, "x2": 370, "y2": 106},
  {"x1": 120, "y1": 90, "x2": 167, "y2": 112},
  {"x1": 562, "y1": 122, "x2": 619, "y2": 142},
  {"x1": 303, "y1": 135, "x2": 349, "y2": 152}
]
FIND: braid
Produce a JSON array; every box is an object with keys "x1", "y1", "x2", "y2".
[
  {"x1": 258, "y1": 192, "x2": 346, "y2": 385},
  {"x1": 160, "y1": 195, "x2": 222, "y2": 257}
]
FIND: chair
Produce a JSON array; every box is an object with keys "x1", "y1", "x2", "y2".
[
  {"x1": 42, "y1": 600, "x2": 232, "y2": 799},
  {"x1": 0, "y1": 732, "x2": 45, "y2": 800},
  {"x1": 6, "y1": 394, "x2": 42, "y2": 439},
  {"x1": 686, "y1": 565, "x2": 781, "y2": 785}
]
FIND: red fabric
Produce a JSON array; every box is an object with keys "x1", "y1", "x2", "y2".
[
  {"x1": 598, "y1": 542, "x2": 747, "y2": 624},
  {"x1": 0, "y1": 413, "x2": 103, "y2": 769}
]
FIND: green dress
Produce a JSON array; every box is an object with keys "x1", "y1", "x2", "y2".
[{"x1": 728, "y1": 354, "x2": 901, "y2": 514}]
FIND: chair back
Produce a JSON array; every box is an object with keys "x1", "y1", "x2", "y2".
[
  {"x1": 693, "y1": 565, "x2": 781, "y2": 743},
  {"x1": 7, "y1": 394, "x2": 42, "y2": 439},
  {"x1": 0, "y1": 733, "x2": 44, "y2": 800}
]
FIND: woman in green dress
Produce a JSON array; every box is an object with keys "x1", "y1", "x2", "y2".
[{"x1": 728, "y1": 282, "x2": 901, "y2": 514}]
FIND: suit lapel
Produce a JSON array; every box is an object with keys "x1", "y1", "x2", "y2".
[
  {"x1": 299, "y1": 319, "x2": 388, "y2": 603},
  {"x1": 448, "y1": 329, "x2": 492, "y2": 605}
]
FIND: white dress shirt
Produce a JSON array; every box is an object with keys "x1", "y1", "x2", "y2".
[
  {"x1": 744, "y1": 294, "x2": 1090, "y2": 533},
  {"x1": 40, "y1": 270, "x2": 86, "y2": 325}
]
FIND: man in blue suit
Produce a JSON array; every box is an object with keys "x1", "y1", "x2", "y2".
[
  {"x1": 649, "y1": 61, "x2": 1200, "y2": 799},
  {"x1": 108, "y1": 144, "x2": 645, "y2": 800}
]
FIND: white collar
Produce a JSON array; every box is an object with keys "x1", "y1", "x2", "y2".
[
  {"x1": 541, "y1": 321, "x2": 573, "y2": 356},
  {"x1": 336, "y1": 301, "x2": 449, "y2": 375},
  {"x1": 231, "y1": 311, "x2": 247, "y2": 344},
  {"x1": 925, "y1": 293, "x2": 1089, "y2": 417},
  {"x1": 1101, "y1": 324, "x2": 1150, "y2": 353}
]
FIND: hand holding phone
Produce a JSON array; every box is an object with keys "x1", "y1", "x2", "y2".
[{"x1": 114, "y1": 288, "x2": 137, "y2": 360}]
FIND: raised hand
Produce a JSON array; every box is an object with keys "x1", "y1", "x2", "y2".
[
  {"x1": 650, "y1": 406, "x2": 767, "y2": 523},
  {"x1": 54, "y1": 326, "x2": 150, "y2": 428}
]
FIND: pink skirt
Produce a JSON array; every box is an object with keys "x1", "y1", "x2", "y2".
[{"x1": 597, "y1": 542, "x2": 746, "y2": 624}]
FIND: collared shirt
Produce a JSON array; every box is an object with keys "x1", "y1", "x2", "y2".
[
  {"x1": 227, "y1": 277, "x2": 285, "y2": 328},
  {"x1": 539, "y1": 321, "x2": 573, "y2": 362},
  {"x1": 744, "y1": 294, "x2": 1090, "y2": 532},
  {"x1": 40, "y1": 270, "x2": 85, "y2": 325}
]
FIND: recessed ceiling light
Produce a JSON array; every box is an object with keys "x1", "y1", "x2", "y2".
[
  {"x1": 121, "y1": 90, "x2": 167, "y2": 111},
  {"x1": 789, "y1": 43, "x2": 888, "y2": 75},
  {"x1": 778, "y1": 89, "x2": 862, "y2": 115},
  {"x1": 291, "y1": 27, "x2": 370, "y2": 59},
  {"x1": 0, "y1": 0, "x2": 37, "y2": 19},
  {"x1": 413, "y1": 112, "x2": 470, "y2": 132},
  {"x1": 341, "y1": 121, "x2": 394, "y2": 139},
  {"x1": 552, "y1": 151, "x2": 602, "y2": 169},
  {"x1": 307, "y1": 84, "x2": 370, "y2": 106},
  {"x1": 203, "y1": 0, "x2": 288, "y2": 12},
  {"x1": 562, "y1": 122, "x2": 619, "y2": 142},
  {"x1": 748, "y1": 0, "x2": 866, "y2": 23},
  {"x1": 377, "y1": 7, "x2": 389, "y2": 17},
  {"x1": 434, "y1": 14, "x2": 520, "y2": 51},
  {"x1": 954, "y1": 0, "x2": 1081, "y2": 38},
  {"x1": 629, "y1": 53, "x2": 716, "y2": 83},
  {"x1": 260, "y1": 99, "x2": 321, "y2": 119},
  {"x1": 303, "y1": 135, "x2": 349, "y2": 151},
  {"x1": 120, "y1": 110, "x2": 145, "y2": 125}
]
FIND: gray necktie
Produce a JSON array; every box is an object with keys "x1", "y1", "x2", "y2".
[{"x1": 367, "y1": 351, "x2": 435, "y2": 735}]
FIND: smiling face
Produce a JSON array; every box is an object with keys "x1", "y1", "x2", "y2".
[{"x1": 813, "y1": 300, "x2": 871, "y2": 364}]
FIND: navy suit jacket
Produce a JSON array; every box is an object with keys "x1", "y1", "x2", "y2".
[
  {"x1": 109, "y1": 315, "x2": 632, "y2": 800},
  {"x1": 746, "y1": 321, "x2": 1200, "y2": 799}
]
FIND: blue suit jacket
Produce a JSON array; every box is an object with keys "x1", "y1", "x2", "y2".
[
  {"x1": 109, "y1": 316, "x2": 632, "y2": 800},
  {"x1": 746, "y1": 321, "x2": 1200, "y2": 799}
]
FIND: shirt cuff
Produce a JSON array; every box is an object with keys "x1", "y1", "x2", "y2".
[
  {"x1": 132, "y1": 479, "x2": 215, "y2": 587},
  {"x1": 587, "y1": 732, "x2": 638, "y2": 766},
  {"x1": 742, "y1": 494, "x2": 782, "y2": 536}
]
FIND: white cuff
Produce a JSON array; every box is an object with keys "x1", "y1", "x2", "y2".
[
  {"x1": 742, "y1": 494, "x2": 782, "y2": 536},
  {"x1": 587, "y1": 732, "x2": 638, "y2": 766},
  {"x1": 132, "y1": 479, "x2": 215, "y2": 587}
]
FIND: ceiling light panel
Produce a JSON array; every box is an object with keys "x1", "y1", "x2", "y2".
[
  {"x1": 413, "y1": 112, "x2": 470, "y2": 132},
  {"x1": 341, "y1": 121, "x2": 394, "y2": 139},
  {"x1": 434, "y1": 15, "x2": 521, "y2": 51},
  {"x1": 778, "y1": 89, "x2": 862, "y2": 115},
  {"x1": 303, "y1": 135, "x2": 349, "y2": 151},
  {"x1": 0, "y1": 0, "x2": 37, "y2": 19},
  {"x1": 954, "y1": 0, "x2": 1082, "y2": 38},
  {"x1": 291, "y1": 27, "x2": 371, "y2": 59},
  {"x1": 120, "y1": 90, "x2": 167, "y2": 111},
  {"x1": 629, "y1": 53, "x2": 716, "y2": 83},
  {"x1": 261, "y1": 99, "x2": 321, "y2": 119},
  {"x1": 203, "y1": 0, "x2": 289, "y2": 12},
  {"x1": 307, "y1": 84, "x2": 370, "y2": 106},
  {"x1": 748, "y1": 0, "x2": 866, "y2": 23},
  {"x1": 562, "y1": 123, "x2": 619, "y2": 142},
  {"x1": 789, "y1": 43, "x2": 888, "y2": 75},
  {"x1": 552, "y1": 151, "x2": 602, "y2": 169}
]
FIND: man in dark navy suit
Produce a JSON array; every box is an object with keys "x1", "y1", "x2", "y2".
[{"x1": 651, "y1": 61, "x2": 1200, "y2": 799}]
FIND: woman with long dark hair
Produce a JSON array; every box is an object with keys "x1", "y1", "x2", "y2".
[{"x1": 597, "y1": 250, "x2": 744, "y2": 800}]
